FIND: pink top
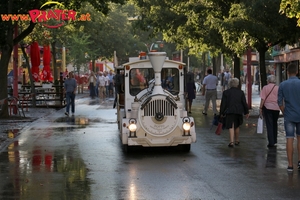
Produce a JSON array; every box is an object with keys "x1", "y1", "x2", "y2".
[{"x1": 260, "y1": 83, "x2": 280, "y2": 111}]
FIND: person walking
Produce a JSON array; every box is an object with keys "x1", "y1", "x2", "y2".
[
  {"x1": 223, "y1": 68, "x2": 231, "y2": 91},
  {"x1": 88, "y1": 71, "x2": 97, "y2": 99},
  {"x1": 97, "y1": 72, "x2": 107, "y2": 101},
  {"x1": 255, "y1": 67, "x2": 261, "y2": 94},
  {"x1": 64, "y1": 72, "x2": 77, "y2": 116},
  {"x1": 278, "y1": 63, "x2": 300, "y2": 172},
  {"x1": 202, "y1": 68, "x2": 218, "y2": 115},
  {"x1": 107, "y1": 70, "x2": 115, "y2": 98},
  {"x1": 104, "y1": 71, "x2": 110, "y2": 98},
  {"x1": 95, "y1": 71, "x2": 100, "y2": 97},
  {"x1": 259, "y1": 75, "x2": 280, "y2": 148},
  {"x1": 186, "y1": 71, "x2": 196, "y2": 114},
  {"x1": 220, "y1": 78, "x2": 249, "y2": 147}
]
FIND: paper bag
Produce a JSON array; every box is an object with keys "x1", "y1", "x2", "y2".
[{"x1": 257, "y1": 116, "x2": 263, "y2": 134}]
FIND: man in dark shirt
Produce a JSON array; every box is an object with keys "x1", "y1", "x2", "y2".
[{"x1": 64, "y1": 72, "x2": 77, "y2": 116}]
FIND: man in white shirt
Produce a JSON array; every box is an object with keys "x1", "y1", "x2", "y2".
[
  {"x1": 97, "y1": 72, "x2": 106, "y2": 100},
  {"x1": 202, "y1": 68, "x2": 218, "y2": 115}
]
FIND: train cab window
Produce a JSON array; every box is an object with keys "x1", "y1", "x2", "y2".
[
  {"x1": 129, "y1": 68, "x2": 179, "y2": 96},
  {"x1": 130, "y1": 68, "x2": 154, "y2": 96},
  {"x1": 161, "y1": 68, "x2": 179, "y2": 95}
]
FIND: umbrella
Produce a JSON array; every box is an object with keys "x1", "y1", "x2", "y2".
[
  {"x1": 30, "y1": 41, "x2": 40, "y2": 82},
  {"x1": 41, "y1": 45, "x2": 53, "y2": 82}
]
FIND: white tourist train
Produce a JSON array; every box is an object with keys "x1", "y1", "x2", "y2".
[{"x1": 115, "y1": 52, "x2": 196, "y2": 152}]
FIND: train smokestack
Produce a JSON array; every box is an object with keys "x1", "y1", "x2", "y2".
[{"x1": 148, "y1": 52, "x2": 167, "y2": 94}]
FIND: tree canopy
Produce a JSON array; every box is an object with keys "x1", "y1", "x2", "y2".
[
  {"x1": 280, "y1": 0, "x2": 300, "y2": 26},
  {"x1": 132, "y1": 0, "x2": 300, "y2": 86}
]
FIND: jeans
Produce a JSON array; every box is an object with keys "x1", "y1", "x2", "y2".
[
  {"x1": 66, "y1": 92, "x2": 75, "y2": 113},
  {"x1": 95, "y1": 85, "x2": 99, "y2": 97},
  {"x1": 262, "y1": 107, "x2": 279, "y2": 145}
]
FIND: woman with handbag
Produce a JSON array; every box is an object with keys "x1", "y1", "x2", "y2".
[
  {"x1": 259, "y1": 75, "x2": 280, "y2": 148},
  {"x1": 220, "y1": 78, "x2": 249, "y2": 147}
]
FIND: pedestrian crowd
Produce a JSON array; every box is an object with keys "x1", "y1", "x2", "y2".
[
  {"x1": 87, "y1": 70, "x2": 116, "y2": 100},
  {"x1": 197, "y1": 64, "x2": 300, "y2": 173}
]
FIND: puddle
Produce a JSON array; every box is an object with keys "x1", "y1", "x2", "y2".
[
  {"x1": 54, "y1": 117, "x2": 116, "y2": 124},
  {"x1": 54, "y1": 117, "x2": 89, "y2": 125}
]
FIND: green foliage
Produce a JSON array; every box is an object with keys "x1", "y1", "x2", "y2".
[
  {"x1": 280, "y1": 0, "x2": 300, "y2": 26},
  {"x1": 67, "y1": 32, "x2": 92, "y2": 73}
]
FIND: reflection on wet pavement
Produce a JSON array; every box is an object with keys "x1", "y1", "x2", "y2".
[
  {"x1": 0, "y1": 139, "x2": 91, "y2": 199},
  {"x1": 55, "y1": 117, "x2": 89, "y2": 126}
]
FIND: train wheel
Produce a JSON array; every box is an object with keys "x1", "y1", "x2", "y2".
[
  {"x1": 181, "y1": 144, "x2": 191, "y2": 152},
  {"x1": 123, "y1": 144, "x2": 130, "y2": 153}
]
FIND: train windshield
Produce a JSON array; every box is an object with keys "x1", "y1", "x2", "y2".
[{"x1": 129, "y1": 68, "x2": 179, "y2": 96}]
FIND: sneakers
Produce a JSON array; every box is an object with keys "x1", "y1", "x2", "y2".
[
  {"x1": 287, "y1": 166, "x2": 293, "y2": 172},
  {"x1": 202, "y1": 111, "x2": 207, "y2": 115},
  {"x1": 65, "y1": 112, "x2": 69, "y2": 116}
]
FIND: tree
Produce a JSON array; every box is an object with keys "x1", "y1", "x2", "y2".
[
  {"x1": 132, "y1": 0, "x2": 239, "y2": 75},
  {"x1": 219, "y1": 0, "x2": 300, "y2": 86},
  {"x1": 132, "y1": 0, "x2": 300, "y2": 87},
  {"x1": 67, "y1": 32, "x2": 92, "y2": 74},
  {"x1": 0, "y1": 0, "x2": 125, "y2": 118}
]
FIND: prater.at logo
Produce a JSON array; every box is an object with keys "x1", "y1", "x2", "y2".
[{"x1": 1, "y1": 1, "x2": 91, "y2": 28}]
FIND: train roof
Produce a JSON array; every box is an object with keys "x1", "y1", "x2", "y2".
[{"x1": 122, "y1": 58, "x2": 186, "y2": 68}]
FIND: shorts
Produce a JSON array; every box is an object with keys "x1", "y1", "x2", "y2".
[{"x1": 284, "y1": 120, "x2": 300, "y2": 138}]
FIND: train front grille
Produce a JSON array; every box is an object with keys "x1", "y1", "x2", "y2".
[{"x1": 143, "y1": 99, "x2": 175, "y2": 116}]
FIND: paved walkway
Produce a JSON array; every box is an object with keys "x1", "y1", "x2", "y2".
[
  {"x1": 0, "y1": 84, "x2": 262, "y2": 151},
  {"x1": 0, "y1": 92, "x2": 89, "y2": 151}
]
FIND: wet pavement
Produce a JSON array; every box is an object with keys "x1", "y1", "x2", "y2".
[{"x1": 0, "y1": 87, "x2": 300, "y2": 200}]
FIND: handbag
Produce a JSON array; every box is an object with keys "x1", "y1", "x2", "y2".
[
  {"x1": 215, "y1": 121, "x2": 223, "y2": 135},
  {"x1": 257, "y1": 116, "x2": 263, "y2": 134},
  {"x1": 212, "y1": 114, "x2": 220, "y2": 126}
]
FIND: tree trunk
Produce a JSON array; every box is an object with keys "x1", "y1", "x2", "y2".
[
  {"x1": 212, "y1": 56, "x2": 217, "y2": 75},
  {"x1": 233, "y1": 54, "x2": 241, "y2": 88},
  {"x1": 258, "y1": 49, "x2": 267, "y2": 87},
  {"x1": 0, "y1": 47, "x2": 13, "y2": 118},
  {"x1": 21, "y1": 44, "x2": 36, "y2": 107}
]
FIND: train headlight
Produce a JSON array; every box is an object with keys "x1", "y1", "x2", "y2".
[
  {"x1": 128, "y1": 118, "x2": 137, "y2": 132},
  {"x1": 183, "y1": 122, "x2": 191, "y2": 131},
  {"x1": 128, "y1": 123, "x2": 137, "y2": 132},
  {"x1": 182, "y1": 117, "x2": 191, "y2": 136}
]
